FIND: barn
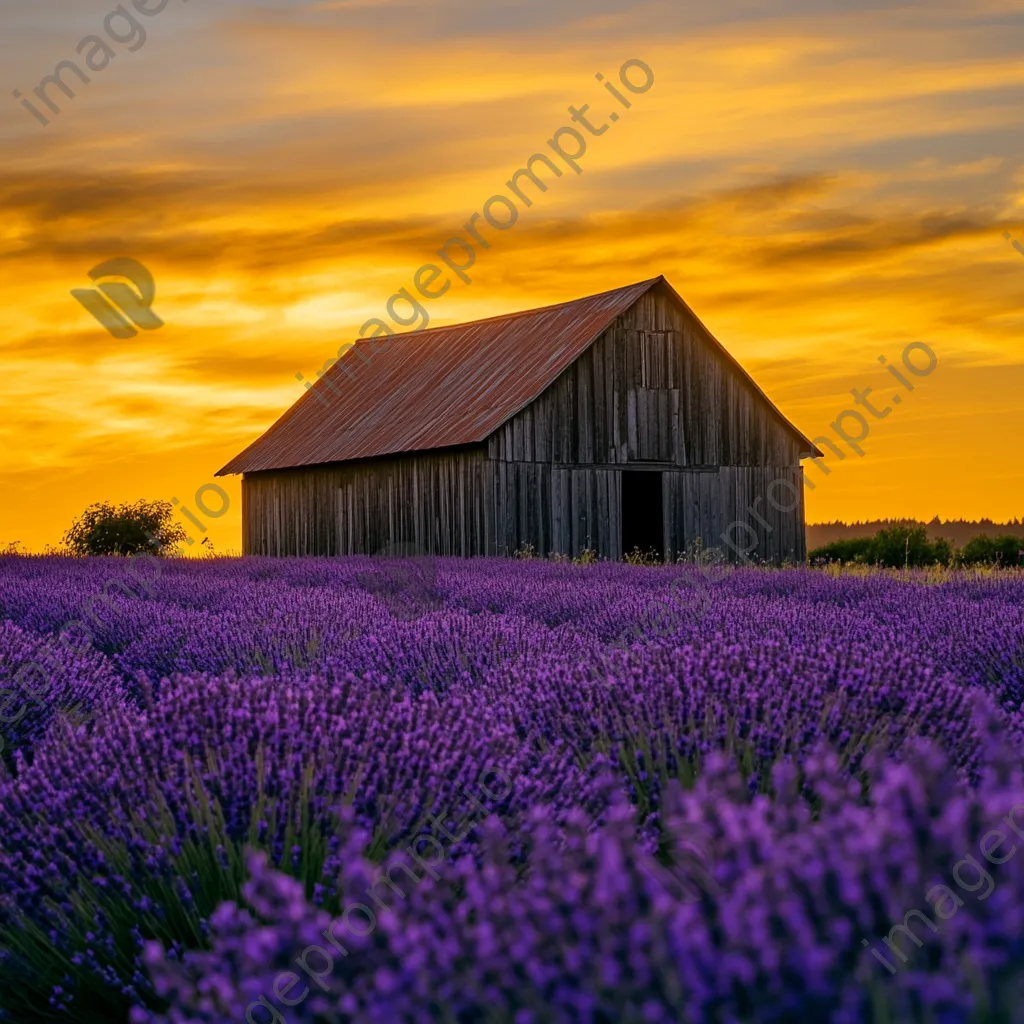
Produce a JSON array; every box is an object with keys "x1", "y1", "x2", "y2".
[{"x1": 217, "y1": 276, "x2": 821, "y2": 562}]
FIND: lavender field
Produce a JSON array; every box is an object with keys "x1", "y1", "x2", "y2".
[{"x1": 1, "y1": 555, "x2": 1024, "y2": 1023}]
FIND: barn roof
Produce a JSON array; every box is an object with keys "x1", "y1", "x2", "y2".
[{"x1": 218, "y1": 276, "x2": 819, "y2": 476}]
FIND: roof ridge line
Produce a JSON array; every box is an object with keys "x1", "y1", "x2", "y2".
[{"x1": 338, "y1": 276, "x2": 665, "y2": 351}]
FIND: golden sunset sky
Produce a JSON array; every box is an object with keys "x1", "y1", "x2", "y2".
[{"x1": 2, "y1": 0, "x2": 1022, "y2": 552}]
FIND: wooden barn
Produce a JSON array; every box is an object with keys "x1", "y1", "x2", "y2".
[{"x1": 217, "y1": 276, "x2": 821, "y2": 562}]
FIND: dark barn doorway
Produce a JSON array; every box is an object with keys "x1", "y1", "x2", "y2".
[{"x1": 621, "y1": 470, "x2": 664, "y2": 559}]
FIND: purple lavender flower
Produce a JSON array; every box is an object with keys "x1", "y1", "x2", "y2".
[{"x1": 354, "y1": 542, "x2": 440, "y2": 623}]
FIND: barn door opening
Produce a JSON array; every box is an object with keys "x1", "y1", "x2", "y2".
[{"x1": 621, "y1": 470, "x2": 663, "y2": 560}]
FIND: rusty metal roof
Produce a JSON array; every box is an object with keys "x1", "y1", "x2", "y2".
[{"x1": 218, "y1": 276, "x2": 819, "y2": 475}]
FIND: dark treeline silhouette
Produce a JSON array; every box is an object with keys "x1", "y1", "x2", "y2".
[{"x1": 807, "y1": 517, "x2": 1024, "y2": 551}]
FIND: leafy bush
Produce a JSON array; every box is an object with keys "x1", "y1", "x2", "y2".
[
  {"x1": 807, "y1": 537, "x2": 875, "y2": 565},
  {"x1": 871, "y1": 523, "x2": 952, "y2": 568},
  {"x1": 958, "y1": 534, "x2": 1024, "y2": 567},
  {"x1": 63, "y1": 500, "x2": 186, "y2": 557},
  {"x1": 812, "y1": 527, "x2": 1024, "y2": 569},
  {"x1": 810, "y1": 524, "x2": 952, "y2": 568}
]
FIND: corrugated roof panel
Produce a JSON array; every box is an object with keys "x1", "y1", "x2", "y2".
[
  {"x1": 218, "y1": 275, "x2": 820, "y2": 475},
  {"x1": 217, "y1": 278, "x2": 660, "y2": 475}
]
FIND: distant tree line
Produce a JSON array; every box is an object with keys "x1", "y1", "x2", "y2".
[
  {"x1": 807, "y1": 517, "x2": 1024, "y2": 551},
  {"x1": 809, "y1": 523, "x2": 1024, "y2": 568}
]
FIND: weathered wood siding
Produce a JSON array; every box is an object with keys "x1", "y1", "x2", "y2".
[
  {"x1": 242, "y1": 458, "x2": 804, "y2": 562},
  {"x1": 242, "y1": 456, "x2": 626, "y2": 559},
  {"x1": 661, "y1": 466, "x2": 806, "y2": 563},
  {"x1": 488, "y1": 285, "x2": 802, "y2": 467},
  {"x1": 243, "y1": 448, "x2": 494, "y2": 557}
]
